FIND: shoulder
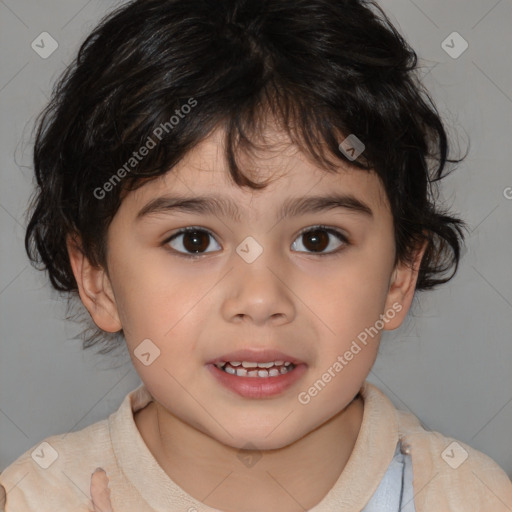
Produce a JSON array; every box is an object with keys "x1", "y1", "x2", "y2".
[
  {"x1": 396, "y1": 408, "x2": 512, "y2": 511},
  {"x1": 0, "y1": 418, "x2": 111, "y2": 512}
]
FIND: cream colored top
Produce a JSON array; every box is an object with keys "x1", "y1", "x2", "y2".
[{"x1": 1, "y1": 382, "x2": 511, "y2": 511}]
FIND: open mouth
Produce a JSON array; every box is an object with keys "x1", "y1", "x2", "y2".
[
  {"x1": 214, "y1": 361, "x2": 296, "y2": 378},
  {"x1": 208, "y1": 354, "x2": 307, "y2": 398}
]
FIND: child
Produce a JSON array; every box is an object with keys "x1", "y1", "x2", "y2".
[{"x1": 1, "y1": 0, "x2": 511, "y2": 510}]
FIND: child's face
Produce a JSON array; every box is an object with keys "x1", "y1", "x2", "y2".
[{"x1": 82, "y1": 127, "x2": 421, "y2": 449}]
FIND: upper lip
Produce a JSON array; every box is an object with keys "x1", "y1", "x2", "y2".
[{"x1": 207, "y1": 349, "x2": 304, "y2": 365}]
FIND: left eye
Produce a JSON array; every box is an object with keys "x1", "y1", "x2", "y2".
[{"x1": 291, "y1": 226, "x2": 349, "y2": 254}]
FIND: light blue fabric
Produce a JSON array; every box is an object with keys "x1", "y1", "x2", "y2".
[{"x1": 361, "y1": 442, "x2": 416, "y2": 512}]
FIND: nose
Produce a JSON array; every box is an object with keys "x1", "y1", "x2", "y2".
[{"x1": 220, "y1": 246, "x2": 296, "y2": 326}]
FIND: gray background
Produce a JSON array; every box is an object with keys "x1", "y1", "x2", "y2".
[{"x1": 1, "y1": 0, "x2": 511, "y2": 481}]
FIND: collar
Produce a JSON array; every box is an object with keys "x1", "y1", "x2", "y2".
[{"x1": 109, "y1": 380, "x2": 399, "y2": 511}]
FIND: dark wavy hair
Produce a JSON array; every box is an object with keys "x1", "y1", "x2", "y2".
[{"x1": 25, "y1": 0, "x2": 468, "y2": 353}]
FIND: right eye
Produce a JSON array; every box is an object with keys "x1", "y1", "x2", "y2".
[{"x1": 164, "y1": 227, "x2": 221, "y2": 257}]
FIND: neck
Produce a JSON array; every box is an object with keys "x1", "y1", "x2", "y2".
[{"x1": 135, "y1": 393, "x2": 364, "y2": 512}]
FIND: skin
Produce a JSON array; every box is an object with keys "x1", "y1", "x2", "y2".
[
  {"x1": 0, "y1": 483, "x2": 5, "y2": 512},
  {"x1": 68, "y1": 125, "x2": 426, "y2": 512}
]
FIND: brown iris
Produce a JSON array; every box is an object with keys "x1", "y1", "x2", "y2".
[
  {"x1": 301, "y1": 229, "x2": 329, "y2": 252},
  {"x1": 182, "y1": 230, "x2": 210, "y2": 253}
]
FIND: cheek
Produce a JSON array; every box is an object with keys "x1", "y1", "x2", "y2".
[
  {"x1": 111, "y1": 257, "x2": 219, "y2": 388},
  {"x1": 105, "y1": 241, "x2": 225, "y2": 403},
  {"x1": 108, "y1": 248, "x2": 202, "y2": 337},
  {"x1": 297, "y1": 241, "x2": 394, "y2": 391},
  {"x1": 309, "y1": 251, "x2": 393, "y2": 335}
]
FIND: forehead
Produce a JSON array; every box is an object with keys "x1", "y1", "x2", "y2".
[{"x1": 121, "y1": 126, "x2": 390, "y2": 220}]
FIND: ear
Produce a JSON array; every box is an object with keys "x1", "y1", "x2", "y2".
[
  {"x1": 383, "y1": 239, "x2": 428, "y2": 330},
  {"x1": 66, "y1": 234, "x2": 122, "y2": 333}
]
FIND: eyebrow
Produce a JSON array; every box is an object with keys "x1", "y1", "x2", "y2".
[{"x1": 135, "y1": 193, "x2": 374, "y2": 222}]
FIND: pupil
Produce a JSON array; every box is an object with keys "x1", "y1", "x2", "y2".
[
  {"x1": 184, "y1": 230, "x2": 209, "y2": 253},
  {"x1": 304, "y1": 229, "x2": 328, "y2": 252}
]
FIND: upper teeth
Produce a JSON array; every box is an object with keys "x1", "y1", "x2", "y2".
[
  {"x1": 218, "y1": 360, "x2": 291, "y2": 368},
  {"x1": 215, "y1": 360, "x2": 295, "y2": 378}
]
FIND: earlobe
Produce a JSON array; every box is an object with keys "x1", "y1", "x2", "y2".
[
  {"x1": 383, "y1": 240, "x2": 428, "y2": 330},
  {"x1": 66, "y1": 234, "x2": 122, "y2": 333}
]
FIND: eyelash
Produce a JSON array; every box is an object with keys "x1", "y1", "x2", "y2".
[{"x1": 162, "y1": 225, "x2": 350, "y2": 259}]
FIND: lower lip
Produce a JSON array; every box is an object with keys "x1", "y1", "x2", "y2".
[{"x1": 206, "y1": 363, "x2": 307, "y2": 399}]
